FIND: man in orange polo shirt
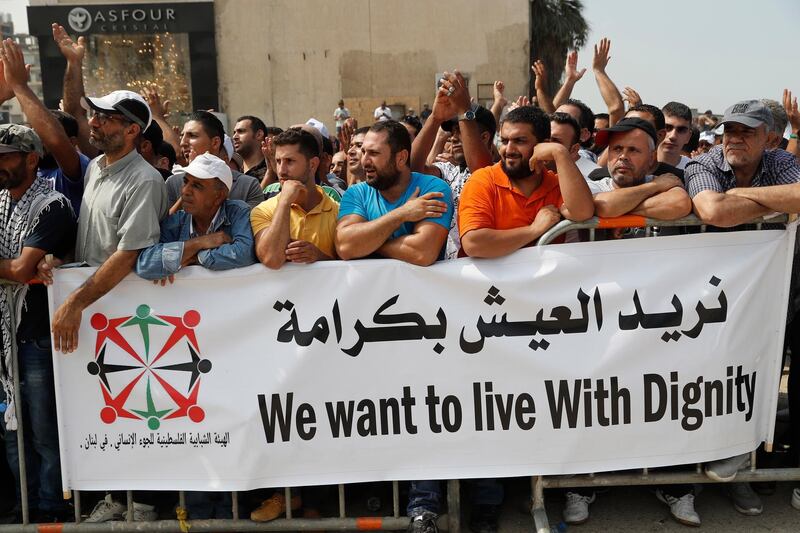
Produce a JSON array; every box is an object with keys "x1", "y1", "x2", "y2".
[{"x1": 458, "y1": 105, "x2": 594, "y2": 257}]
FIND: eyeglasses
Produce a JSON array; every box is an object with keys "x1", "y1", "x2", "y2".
[
  {"x1": 89, "y1": 110, "x2": 131, "y2": 126},
  {"x1": 665, "y1": 124, "x2": 690, "y2": 135}
]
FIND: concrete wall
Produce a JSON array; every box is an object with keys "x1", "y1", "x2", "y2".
[{"x1": 31, "y1": 0, "x2": 530, "y2": 131}]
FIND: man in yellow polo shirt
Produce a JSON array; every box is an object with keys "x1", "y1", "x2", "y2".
[{"x1": 251, "y1": 129, "x2": 339, "y2": 271}]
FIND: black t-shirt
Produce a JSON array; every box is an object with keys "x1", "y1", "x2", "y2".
[
  {"x1": 13, "y1": 199, "x2": 77, "y2": 341},
  {"x1": 588, "y1": 162, "x2": 685, "y2": 183}
]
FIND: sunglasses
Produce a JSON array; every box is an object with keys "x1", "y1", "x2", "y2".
[{"x1": 89, "y1": 110, "x2": 132, "y2": 126}]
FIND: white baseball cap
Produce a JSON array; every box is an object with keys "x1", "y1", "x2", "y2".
[
  {"x1": 172, "y1": 152, "x2": 233, "y2": 191},
  {"x1": 305, "y1": 118, "x2": 330, "y2": 139},
  {"x1": 81, "y1": 90, "x2": 152, "y2": 129}
]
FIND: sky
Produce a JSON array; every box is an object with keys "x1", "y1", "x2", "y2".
[
  {"x1": 568, "y1": 0, "x2": 800, "y2": 114},
  {"x1": 1, "y1": 0, "x2": 798, "y2": 115}
]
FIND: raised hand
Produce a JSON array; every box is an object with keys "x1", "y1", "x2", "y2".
[
  {"x1": 592, "y1": 38, "x2": 612, "y2": 73},
  {"x1": 622, "y1": 86, "x2": 642, "y2": 109},
  {"x1": 565, "y1": 51, "x2": 586, "y2": 83},
  {"x1": 784, "y1": 89, "x2": 800, "y2": 133},
  {"x1": 493, "y1": 80, "x2": 507, "y2": 108},
  {"x1": 0, "y1": 39, "x2": 31, "y2": 91},
  {"x1": 433, "y1": 69, "x2": 472, "y2": 121},
  {"x1": 52, "y1": 23, "x2": 85, "y2": 64},
  {"x1": 141, "y1": 84, "x2": 170, "y2": 119},
  {"x1": 532, "y1": 60, "x2": 547, "y2": 91}
]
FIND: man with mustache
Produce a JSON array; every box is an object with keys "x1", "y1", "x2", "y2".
[
  {"x1": 336, "y1": 120, "x2": 453, "y2": 266},
  {"x1": 687, "y1": 100, "x2": 800, "y2": 516},
  {"x1": 458, "y1": 105, "x2": 594, "y2": 258}
]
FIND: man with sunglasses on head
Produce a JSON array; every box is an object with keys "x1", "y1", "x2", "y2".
[{"x1": 659, "y1": 102, "x2": 693, "y2": 170}]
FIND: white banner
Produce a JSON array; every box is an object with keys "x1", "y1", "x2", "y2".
[{"x1": 49, "y1": 228, "x2": 795, "y2": 491}]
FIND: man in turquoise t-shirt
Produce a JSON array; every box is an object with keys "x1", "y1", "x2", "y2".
[{"x1": 336, "y1": 120, "x2": 453, "y2": 265}]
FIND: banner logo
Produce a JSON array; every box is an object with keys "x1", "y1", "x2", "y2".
[{"x1": 88, "y1": 305, "x2": 211, "y2": 430}]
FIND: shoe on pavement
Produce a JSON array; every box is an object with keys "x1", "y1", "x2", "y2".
[
  {"x1": 655, "y1": 489, "x2": 701, "y2": 527},
  {"x1": 791, "y1": 487, "x2": 800, "y2": 510},
  {"x1": 85, "y1": 495, "x2": 126, "y2": 523},
  {"x1": 725, "y1": 483, "x2": 762, "y2": 515},
  {"x1": 407, "y1": 510, "x2": 439, "y2": 533},
  {"x1": 705, "y1": 452, "x2": 750, "y2": 482},
  {"x1": 563, "y1": 491, "x2": 595, "y2": 524},
  {"x1": 250, "y1": 493, "x2": 302, "y2": 522},
  {"x1": 469, "y1": 504, "x2": 499, "y2": 533}
]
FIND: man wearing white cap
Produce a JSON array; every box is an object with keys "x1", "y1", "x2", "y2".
[
  {"x1": 136, "y1": 152, "x2": 256, "y2": 280},
  {"x1": 49, "y1": 90, "x2": 168, "y2": 354}
]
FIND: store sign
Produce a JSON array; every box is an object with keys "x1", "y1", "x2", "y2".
[
  {"x1": 28, "y1": 3, "x2": 213, "y2": 35},
  {"x1": 67, "y1": 6, "x2": 177, "y2": 33}
]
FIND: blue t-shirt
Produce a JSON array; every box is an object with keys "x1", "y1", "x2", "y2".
[
  {"x1": 338, "y1": 172, "x2": 454, "y2": 241},
  {"x1": 37, "y1": 151, "x2": 90, "y2": 216}
]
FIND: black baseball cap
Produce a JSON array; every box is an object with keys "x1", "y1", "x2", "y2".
[{"x1": 593, "y1": 117, "x2": 658, "y2": 149}]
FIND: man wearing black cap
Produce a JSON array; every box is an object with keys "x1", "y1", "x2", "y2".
[
  {"x1": 588, "y1": 117, "x2": 690, "y2": 220},
  {"x1": 410, "y1": 70, "x2": 495, "y2": 259}
]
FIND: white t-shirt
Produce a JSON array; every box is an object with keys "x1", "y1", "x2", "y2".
[
  {"x1": 374, "y1": 106, "x2": 392, "y2": 122},
  {"x1": 587, "y1": 174, "x2": 654, "y2": 195},
  {"x1": 434, "y1": 161, "x2": 471, "y2": 259},
  {"x1": 675, "y1": 155, "x2": 691, "y2": 170},
  {"x1": 333, "y1": 107, "x2": 350, "y2": 128},
  {"x1": 576, "y1": 155, "x2": 600, "y2": 179}
]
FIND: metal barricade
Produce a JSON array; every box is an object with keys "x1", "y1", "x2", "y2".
[
  {"x1": 2, "y1": 214, "x2": 797, "y2": 532},
  {"x1": 530, "y1": 214, "x2": 799, "y2": 533}
]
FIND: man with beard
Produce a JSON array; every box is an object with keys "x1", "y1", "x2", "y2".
[
  {"x1": 41, "y1": 90, "x2": 167, "y2": 520},
  {"x1": 232, "y1": 115, "x2": 268, "y2": 180},
  {"x1": 589, "y1": 118, "x2": 690, "y2": 219},
  {"x1": 252, "y1": 129, "x2": 339, "y2": 269},
  {"x1": 0, "y1": 125, "x2": 75, "y2": 523},
  {"x1": 458, "y1": 105, "x2": 594, "y2": 258},
  {"x1": 0, "y1": 39, "x2": 88, "y2": 215},
  {"x1": 410, "y1": 69, "x2": 495, "y2": 259},
  {"x1": 167, "y1": 111, "x2": 263, "y2": 211},
  {"x1": 336, "y1": 120, "x2": 452, "y2": 266}
]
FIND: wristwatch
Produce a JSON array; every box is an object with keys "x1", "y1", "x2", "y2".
[{"x1": 458, "y1": 103, "x2": 478, "y2": 122}]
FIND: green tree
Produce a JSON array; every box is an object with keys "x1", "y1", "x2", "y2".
[{"x1": 529, "y1": 0, "x2": 590, "y2": 98}]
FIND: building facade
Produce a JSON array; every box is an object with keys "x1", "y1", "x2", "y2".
[{"x1": 29, "y1": 0, "x2": 530, "y2": 131}]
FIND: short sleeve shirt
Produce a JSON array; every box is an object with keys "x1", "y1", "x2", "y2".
[
  {"x1": 458, "y1": 163, "x2": 563, "y2": 238},
  {"x1": 76, "y1": 149, "x2": 168, "y2": 266},
  {"x1": 434, "y1": 161, "x2": 471, "y2": 259},
  {"x1": 37, "y1": 151, "x2": 90, "y2": 216},
  {"x1": 685, "y1": 146, "x2": 800, "y2": 197},
  {"x1": 338, "y1": 172, "x2": 454, "y2": 240},
  {"x1": 15, "y1": 196, "x2": 77, "y2": 340},
  {"x1": 250, "y1": 186, "x2": 340, "y2": 258}
]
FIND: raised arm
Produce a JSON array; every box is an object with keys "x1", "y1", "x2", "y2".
[
  {"x1": 141, "y1": 84, "x2": 181, "y2": 162},
  {"x1": 531, "y1": 60, "x2": 554, "y2": 114},
  {"x1": 490, "y1": 81, "x2": 508, "y2": 125},
  {"x1": 552, "y1": 51, "x2": 586, "y2": 109},
  {"x1": 784, "y1": 89, "x2": 800, "y2": 159},
  {"x1": 52, "y1": 23, "x2": 97, "y2": 159},
  {"x1": 2, "y1": 39, "x2": 81, "y2": 180},
  {"x1": 592, "y1": 38, "x2": 624, "y2": 126}
]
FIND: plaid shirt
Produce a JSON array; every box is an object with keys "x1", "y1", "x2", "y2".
[{"x1": 685, "y1": 145, "x2": 800, "y2": 197}]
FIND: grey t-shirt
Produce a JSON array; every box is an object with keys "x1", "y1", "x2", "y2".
[
  {"x1": 166, "y1": 169, "x2": 264, "y2": 208},
  {"x1": 76, "y1": 149, "x2": 168, "y2": 266}
]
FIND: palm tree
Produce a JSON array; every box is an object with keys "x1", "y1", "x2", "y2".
[{"x1": 529, "y1": 0, "x2": 590, "y2": 98}]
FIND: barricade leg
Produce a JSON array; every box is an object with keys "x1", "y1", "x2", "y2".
[
  {"x1": 531, "y1": 476, "x2": 549, "y2": 533},
  {"x1": 446, "y1": 479, "x2": 460, "y2": 532}
]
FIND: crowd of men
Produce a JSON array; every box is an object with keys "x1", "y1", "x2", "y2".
[{"x1": 1, "y1": 22, "x2": 800, "y2": 532}]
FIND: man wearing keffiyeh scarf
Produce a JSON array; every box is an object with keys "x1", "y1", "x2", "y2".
[{"x1": 0, "y1": 124, "x2": 76, "y2": 519}]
